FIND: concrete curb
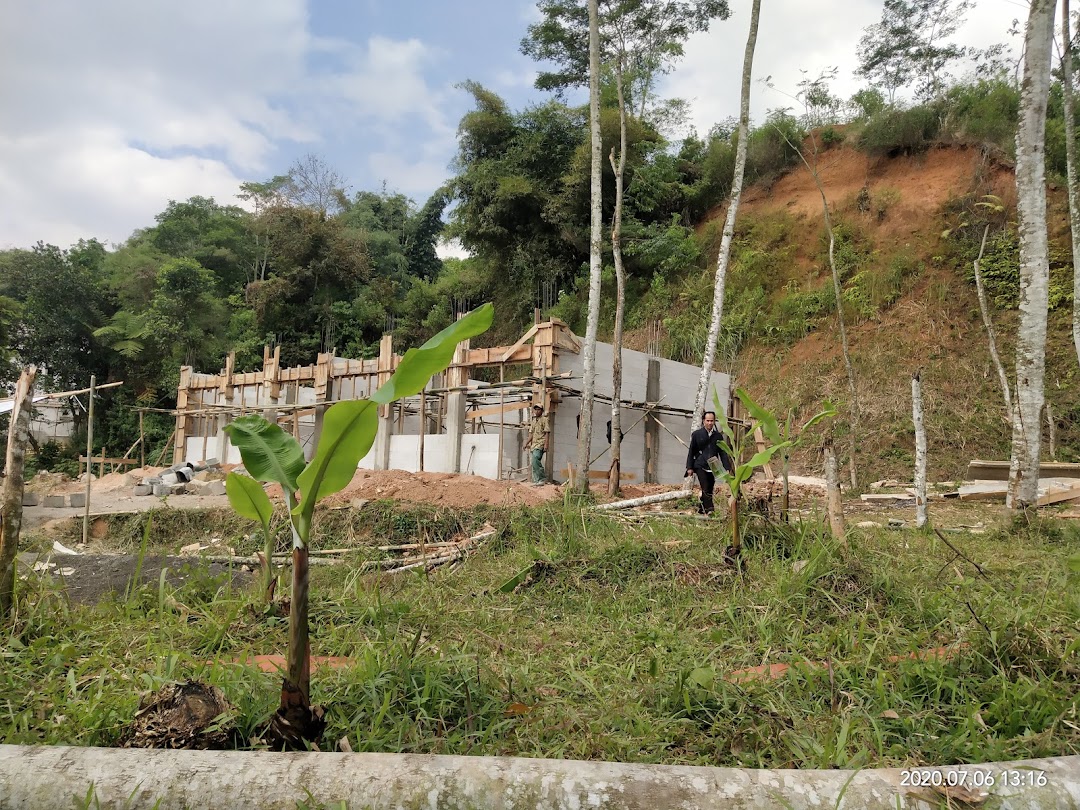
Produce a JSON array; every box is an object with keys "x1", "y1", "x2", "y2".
[{"x1": 1, "y1": 745, "x2": 1078, "y2": 809}]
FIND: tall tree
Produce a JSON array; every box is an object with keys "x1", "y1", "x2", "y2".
[
  {"x1": 855, "y1": 0, "x2": 972, "y2": 102},
  {"x1": 692, "y1": 0, "x2": 761, "y2": 433},
  {"x1": 578, "y1": 0, "x2": 603, "y2": 493},
  {"x1": 1009, "y1": 0, "x2": 1055, "y2": 509},
  {"x1": 1062, "y1": 0, "x2": 1080, "y2": 368},
  {"x1": 523, "y1": 0, "x2": 730, "y2": 494}
]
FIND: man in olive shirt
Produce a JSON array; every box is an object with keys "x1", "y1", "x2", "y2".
[{"x1": 528, "y1": 404, "x2": 549, "y2": 484}]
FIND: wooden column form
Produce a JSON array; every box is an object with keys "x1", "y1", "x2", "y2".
[
  {"x1": 497, "y1": 365, "x2": 505, "y2": 480},
  {"x1": 418, "y1": 390, "x2": 426, "y2": 471},
  {"x1": 174, "y1": 366, "x2": 193, "y2": 465},
  {"x1": 533, "y1": 322, "x2": 558, "y2": 481},
  {"x1": 445, "y1": 339, "x2": 470, "y2": 473},
  {"x1": 312, "y1": 351, "x2": 333, "y2": 453},
  {"x1": 373, "y1": 335, "x2": 394, "y2": 470},
  {"x1": 644, "y1": 358, "x2": 661, "y2": 484}
]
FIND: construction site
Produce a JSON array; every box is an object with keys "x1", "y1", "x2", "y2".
[{"x1": 171, "y1": 319, "x2": 731, "y2": 487}]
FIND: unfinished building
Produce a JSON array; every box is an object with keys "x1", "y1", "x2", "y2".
[{"x1": 172, "y1": 320, "x2": 731, "y2": 486}]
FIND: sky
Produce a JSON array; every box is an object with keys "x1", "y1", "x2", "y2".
[{"x1": 0, "y1": 0, "x2": 1030, "y2": 253}]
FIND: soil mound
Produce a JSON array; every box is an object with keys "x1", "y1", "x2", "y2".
[{"x1": 322, "y1": 469, "x2": 562, "y2": 508}]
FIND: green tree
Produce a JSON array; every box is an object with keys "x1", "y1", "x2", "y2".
[
  {"x1": 0, "y1": 243, "x2": 111, "y2": 391},
  {"x1": 856, "y1": 0, "x2": 973, "y2": 102}
]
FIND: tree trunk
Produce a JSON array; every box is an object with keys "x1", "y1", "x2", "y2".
[
  {"x1": 824, "y1": 439, "x2": 846, "y2": 543},
  {"x1": 608, "y1": 59, "x2": 629, "y2": 498},
  {"x1": 911, "y1": 370, "x2": 928, "y2": 529},
  {"x1": 0, "y1": 366, "x2": 37, "y2": 619},
  {"x1": 575, "y1": 0, "x2": 603, "y2": 494},
  {"x1": 693, "y1": 0, "x2": 762, "y2": 430},
  {"x1": 1062, "y1": 0, "x2": 1080, "y2": 368},
  {"x1": 973, "y1": 224, "x2": 1012, "y2": 415},
  {"x1": 1009, "y1": 0, "x2": 1055, "y2": 509},
  {"x1": 822, "y1": 203, "x2": 860, "y2": 491}
]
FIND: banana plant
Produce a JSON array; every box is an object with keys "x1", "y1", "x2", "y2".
[
  {"x1": 222, "y1": 304, "x2": 493, "y2": 745},
  {"x1": 711, "y1": 387, "x2": 835, "y2": 556}
]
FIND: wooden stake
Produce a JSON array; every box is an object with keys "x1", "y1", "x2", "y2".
[
  {"x1": 912, "y1": 370, "x2": 928, "y2": 529},
  {"x1": 139, "y1": 410, "x2": 145, "y2": 469}
]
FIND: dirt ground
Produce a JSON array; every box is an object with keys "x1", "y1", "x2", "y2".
[{"x1": 17, "y1": 553, "x2": 253, "y2": 605}]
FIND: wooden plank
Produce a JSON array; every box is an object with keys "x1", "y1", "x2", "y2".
[
  {"x1": 78, "y1": 456, "x2": 140, "y2": 467},
  {"x1": 967, "y1": 459, "x2": 1080, "y2": 481},
  {"x1": 0, "y1": 380, "x2": 122, "y2": 404},
  {"x1": 1037, "y1": 479, "x2": 1080, "y2": 507},
  {"x1": 958, "y1": 481, "x2": 1008, "y2": 501},
  {"x1": 465, "y1": 401, "x2": 533, "y2": 421},
  {"x1": 498, "y1": 324, "x2": 539, "y2": 364}
]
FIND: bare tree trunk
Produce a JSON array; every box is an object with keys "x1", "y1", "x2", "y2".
[
  {"x1": 973, "y1": 224, "x2": 1012, "y2": 415},
  {"x1": 911, "y1": 370, "x2": 928, "y2": 529},
  {"x1": 1009, "y1": 0, "x2": 1055, "y2": 510},
  {"x1": 0, "y1": 366, "x2": 37, "y2": 619},
  {"x1": 824, "y1": 439, "x2": 846, "y2": 544},
  {"x1": 575, "y1": 0, "x2": 603, "y2": 494},
  {"x1": 608, "y1": 59, "x2": 629, "y2": 498},
  {"x1": 693, "y1": 0, "x2": 762, "y2": 430},
  {"x1": 822, "y1": 203, "x2": 860, "y2": 491},
  {"x1": 1062, "y1": 0, "x2": 1080, "y2": 368}
]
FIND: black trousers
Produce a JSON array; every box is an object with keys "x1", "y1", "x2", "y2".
[{"x1": 695, "y1": 468, "x2": 715, "y2": 514}]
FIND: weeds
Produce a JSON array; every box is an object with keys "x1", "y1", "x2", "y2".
[{"x1": 2, "y1": 503, "x2": 1077, "y2": 769}]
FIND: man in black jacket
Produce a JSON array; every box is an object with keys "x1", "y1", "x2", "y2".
[{"x1": 685, "y1": 411, "x2": 734, "y2": 515}]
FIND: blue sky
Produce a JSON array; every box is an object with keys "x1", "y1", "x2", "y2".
[{"x1": 0, "y1": 0, "x2": 1026, "y2": 252}]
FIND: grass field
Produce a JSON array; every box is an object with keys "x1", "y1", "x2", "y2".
[{"x1": 2, "y1": 501, "x2": 1078, "y2": 769}]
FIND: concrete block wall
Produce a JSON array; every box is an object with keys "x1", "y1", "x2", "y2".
[{"x1": 557, "y1": 345, "x2": 729, "y2": 485}]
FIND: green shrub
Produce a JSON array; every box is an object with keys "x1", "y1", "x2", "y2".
[
  {"x1": 858, "y1": 104, "x2": 942, "y2": 157},
  {"x1": 943, "y1": 79, "x2": 1019, "y2": 155},
  {"x1": 746, "y1": 110, "x2": 806, "y2": 188},
  {"x1": 820, "y1": 127, "x2": 843, "y2": 148}
]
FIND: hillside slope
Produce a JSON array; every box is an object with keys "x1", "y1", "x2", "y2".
[{"x1": 691, "y1": 140, "x2": 1077, "y2": 481}]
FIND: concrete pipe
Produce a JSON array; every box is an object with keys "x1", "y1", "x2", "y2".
[{"x1": 0, "y1": 745, "x2": 1078, "y2": 809}]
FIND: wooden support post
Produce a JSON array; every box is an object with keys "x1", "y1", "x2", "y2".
[
  {"x1": 1, "y1": 366, "x2": 37, "y2": 618},
  {"x1": 373, "y1": 335, "x2": 394, "y2": 470},
  {"x1": 644, "y1": 359, "x2": 660, "y2": 484},
  {"x1": 497, "y1": 364, "x2": 505, "y2": 480},
  {"x1": 174, "y1": 366, "x2": 192, "y2": 465},
  {"x1": 139, "y1": 410, "x2": 145, "y2": 469},
  {"x1": 312, "y1": 352, "x2": 332, "y2": 454},
  {"x1": 418, "y1": 390, "x2": 426, "y2": 472},
  {"x1": 446, "y1": 339, "x2": 470, "y2": 473}
]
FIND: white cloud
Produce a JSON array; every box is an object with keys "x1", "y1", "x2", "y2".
[
  {"x1": 0, "y1": 129, "x2": 245, "y2": 249},
  {"x1": 0, "y1": 1, "x2": 461, "y2": 249},
  {"x1": 436, "y1": 237, "x2": 471, "y2": 260},
  {"x1": 367, "y1": 152, "x2": 453, "y2": 198}
]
